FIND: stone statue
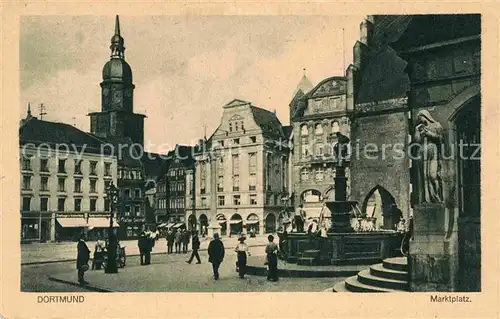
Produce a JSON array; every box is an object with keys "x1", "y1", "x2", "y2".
[{"x1": 414, "y1": 110, "x2": 444, "y2": 203}]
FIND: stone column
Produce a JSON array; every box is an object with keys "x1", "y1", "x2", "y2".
[
  {"x1": 409, "y1": 203, "x2": 455, "y2": 291},
  {"x1": 50, "y1": 212, "x2": 56, "y2": 242}
]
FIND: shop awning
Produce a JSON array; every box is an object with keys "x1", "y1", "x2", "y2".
[
  {"x1": 229, "y1": 220, "x2": 242, "y2": 224},
  {"x1": 217, "y1": 220, "x2": 227, "y2": 224},
  {"x1": 173, "y1": 223, "x2": 185, "y2": 228},
  {"x1": 157, "y1": 223, "x2": 168, "y2": 228},
  {"x1": 57, "y1": 217, "x2": 87, "y2": 228},
  {"x1": 87, "y1": 217, "x2": 120, "y2": 228},
  {"x1": 166, "y1": 223, "x2": 175, "y2": 228},
  {"x1": 246, "y1": 219, "x2": 259, "y2": 225}
]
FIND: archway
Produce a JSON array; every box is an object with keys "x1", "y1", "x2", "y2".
[
  {"x1": 199, "y1": 214, "x2": 208, "y2": 235},
  {"x1": 188, "y1": 214, "x2": 197, "y2": 231},
  {"x1": 361, "y1": 185, "x2": 398, "y2": 230},
  {"x1": 265, "y1": 214, "x2": 276, "y2": 233},
  {"x1": 229, "y1": 214, "x2": 243, "y2": 235},
  {"x1": 300, "y1": 189, "x2": 323, "y2": 203},
  {"x1": 246, "y1": 214, "x2": 260, "y2": 234},
  {"x1": 453, "y1": 94, "x2": 480, "y2": 291},
  {"x1": 216, "y1": 213, "x2": 227, "y2": 236}
]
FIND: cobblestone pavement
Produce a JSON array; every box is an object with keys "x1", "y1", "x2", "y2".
[
  {"x1": 22, "y1": 235, "x2": 270, "y2": 264},
  {"x1": 47, "y1": 249, "x2": 346, "y2": 292}
]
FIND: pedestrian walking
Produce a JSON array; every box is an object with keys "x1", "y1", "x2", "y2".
[
  {"x1": 174, "y1": 229, "x2": 182, "y2": 253},
  {"x1": 265, "y1": 234, "x2": 279, "y2": 281},
  {"x1": 234, "y1": 233, "x2": 250, "y2": 279},
  {"x1": 145, "y1": 234, "x2": 152, "y2": 265},
  {"x1": 76, "y1": 234, "x2": 90, "y2": 285},
  {"x1": 208, "y1": 233, "x2": 225, "y2": 280},
  {"x1": 186, "y1": 231, "x2": 201, "y2": 264},
  {"x1": 166, "y1": 230, "x2": 174, "y2": 254}
]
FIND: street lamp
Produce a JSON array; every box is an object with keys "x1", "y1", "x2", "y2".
[{"x1": 105, "y1": 181, "x2": 119, "y2": 274}]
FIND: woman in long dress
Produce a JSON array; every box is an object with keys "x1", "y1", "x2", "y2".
[{"x1": 414, "y1": 110, "x2": 444, "y2": 203}]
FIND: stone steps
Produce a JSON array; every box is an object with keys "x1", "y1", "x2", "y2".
[{"x1": 333, "y1": 257, "x2": 409, "y2": 293}]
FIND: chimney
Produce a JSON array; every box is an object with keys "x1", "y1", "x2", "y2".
[{"x1": 359, "y1": 19, "x2": 374, "y2": 47}]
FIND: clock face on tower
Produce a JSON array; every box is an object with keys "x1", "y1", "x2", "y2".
[{"x1": 112, "y1": 90, "x2": 122, "y2": 104}]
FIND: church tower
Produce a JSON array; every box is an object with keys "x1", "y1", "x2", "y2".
[{"x1": 89, "y1": 15, "x2": 146, "y2": 145}]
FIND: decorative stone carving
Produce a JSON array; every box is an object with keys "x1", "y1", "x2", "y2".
[{"x1": 414, "y1": 110, "x2": 444, "y2": 203}]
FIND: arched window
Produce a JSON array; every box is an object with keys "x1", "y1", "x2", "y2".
[
  {"x1": 315, "y1": 168, "x2": 324, "y2": 182},
  {"x1": 300, "y1": 124, "x2": 309, "y2": 136},
  {"x1": 315, "y1": 123, "x2": 323, "y2": 135},
  {"x1": 301, "y1": 168, "x2": 309, "y2": 181}
]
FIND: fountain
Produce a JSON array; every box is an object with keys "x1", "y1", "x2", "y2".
[{"x1": 277, "y1": 164, "x2": 402, "y2": 266}]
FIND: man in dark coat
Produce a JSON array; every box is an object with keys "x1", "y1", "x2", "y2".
[
  {"x1": 166, "y1": 230, "x2": 174, "y2": 254},
  {"x1": 186, "y1": 231, "x2": 201, "y2": 264},
  {"x1": 207, "y1": 233, "x2": 225, "y2": 280},
  {"x1": 138, "y1": 232, "x2": 148, "y2": 265},
  {"x1": 182, "y1": 229, "x2": 190, "y2": 254},
  {"x1": 76, "y1": 234, "x2": 90, "y2": 285}
]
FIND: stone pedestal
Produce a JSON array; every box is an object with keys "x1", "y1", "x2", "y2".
[
  {"x1": 326, "y1": 201, "x2": 356, "y2": 233},
  {"x1": 207, "y1": 220, "x2": 222, "y2": 239},
  {"x1": 409, "y1": 203, "x2": 454, "y2": 291}
]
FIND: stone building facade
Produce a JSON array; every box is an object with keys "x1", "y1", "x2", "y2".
[
  {"x1": 289, "y1": 76, "x2": 351, "y2": 218},
  {"x1": 193, "y1": 99, "x2": 289, "y2": 236},
  {"x1": 348, "y1": 14, "x2": 481, "y2": 291},
  {"x1": 20, "y1": 113, "x2": 118, "y2": 243}
]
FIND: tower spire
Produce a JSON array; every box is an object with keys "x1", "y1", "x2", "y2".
[
  {"x1": 110, "y1": 15, "x2": 125, "y2": 59},
  {"x1": 115, "y1": 15, "x2": 120, "y2": 36},
  {"x1": 27, "y1": 102, "x2": 32, "y2": 118}
]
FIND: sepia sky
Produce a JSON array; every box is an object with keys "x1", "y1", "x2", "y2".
[{"x1": 20, "y1": 15, "x2": 364, "y2": 153}]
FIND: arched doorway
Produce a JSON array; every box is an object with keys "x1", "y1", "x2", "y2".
[
  {"x1": 361, "y1": 185, "x2": 398, "y2": 230},
  {"x1": 216, "y1": 214, "x2": 227, "y2": 236},
  {"x1": 246, "y1": 214, "x2": 260, "y2": 234},
  {"x1": 265, "y1": 214, "x2": 276, "y2": 233},
  {"x1": 188, "y1": 214, "x2": 197, "y2": 231},
  {"x1": 301, "y1": 189, "x2": 323, "y2": 203},
  {"x1": 229, "y1": 214, "x2": 243, "y2": 235},
  {"x1": 199, "y1": 214, "x2": 208, "y2": 235},
  {"x1": 453, "y1": 95, "x2": 480, "y2": 291}
]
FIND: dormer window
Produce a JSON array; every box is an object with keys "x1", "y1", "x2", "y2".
[
  {"x1": 300, "y1": 124, "x2": 309, "y2": 136},
  {"x1": 315, "y1": 123, "x2": 323, "y2": 135}
]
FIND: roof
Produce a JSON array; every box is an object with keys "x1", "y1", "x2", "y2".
[
  {"x1": 19, "y1": 117, "x2": 112, "y2": 156},
  {"x1": 293, "y1": 74, "x2": 314, "y2": 97},
  {"x1": 283, "y1": 125, "x2": 293, "y2": 140},
  {"x1": 250, "y1": 105, "x2": 284, "y2": 137},
  {"x1": 142, "y1": 152, "x2": 168, "y2": 178}
]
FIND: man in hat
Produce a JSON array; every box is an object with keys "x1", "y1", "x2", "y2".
[
  {"x1": 76, "y1": 233, "x2": 90, "y2": 285},
  {"x1": 208, "y1": 233, "x2": 225, "y2": 280},
  {"x1": 138, "y1": 232, "x2": 148, "y2": 265}
]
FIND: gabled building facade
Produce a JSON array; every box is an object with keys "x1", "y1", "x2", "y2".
[{"x1": 193, "y1": 99, "x2": 290, "y2": 236}]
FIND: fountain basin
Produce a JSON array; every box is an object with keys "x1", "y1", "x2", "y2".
[{"x1": 278, "y1": 230, "x2": 402, "y2": 266}]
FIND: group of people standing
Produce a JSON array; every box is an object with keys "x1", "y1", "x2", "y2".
[{"x1": 165, "y1": 228, "x2": 191, "y2": 254}]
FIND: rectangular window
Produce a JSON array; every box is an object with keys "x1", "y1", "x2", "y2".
[
  {"x1": 232, "y1": 155, "x2": 239, "y2": 174},
  {"x1": 22, "y1": 156, "x2": 31, "y2": 171},
  {"x1": 89, "y1": 161, "x2": 97, "y2": 175},
  {"x1": 58, "y1": 159, "x2": 66, "y2": 173},
  {"x1": 219, "y1": 140, "x2": 225, "y2": 147},
  {"x1": 104, "y1": 180, "x2": 111, "y2": 191},
  {"x1": 301, "y1": 145, "x2": 309, "y2": 158},
  {"x1": 218, "y1": 196, "x2": 225, "y2": 206},
  {"x1": 74, "y1": 160, "x2": 82, "y2": 175},
  {"x1": 90, "y1": 198, "x2": 97, "y2": 212},
  {"x1": 40, "y1": 159, "x2": 49, "y2": 172},
  {"x1": 22, "y1": 175, "x2": 31, "y2": 190},
  {"x1": 250, "y1": 194, "x2": 257, "y2": 205},
  {"x1": 89, "y1": 179, "x2": 97, "y2": 193},
  {"x1": 248, "y1": 152, "x2": 257, "y2": 174},
  {"x1": 250, "y1": 136, "x2": 257, "y2": 143},
  {"x1": 58, "y1": 178, "x2": 65, "y2": 192},
  {"x1": 135, "y1": 205, "x2": 141, "y2": 217},
  {"x1": 218, "y1": 175, "x2": 224, "y2": 192},
  {"x1": 266, "y1": 194, "x2": 272, "y2": 206},
  {"x1": 22, "y1": 197, "x2": 31, "y2": 211},
  {"x1": 201, "y1": 197, "x2": 207, "y2": 207},
  {"x1": 57, "y1": 198, "x2": 65, "y2": 211},
  {"x1": 40, "y1": 197, "x2": 49, "y2": 211},
  {"x1": 233, "y1": 138, "x2": 240, "y2": 145},
  {"x1": 200, "y1": 163, "x2": 206, "y2": 194},
  {"x1": 104, "y1": 199, "x2": 110, "y2": 211},
  {"x1": 233, "y1": 175, "x2": 240, "y2": 191},
  {"x1": 249, "y1": 173, "x2": 256, "y2": 191},
  {"x1": 134, "y1": 188, "x2": 141, "y2": 198},
  {"x1": 74, "y1": 198, "x2": 81, "y2": 212},
  {"x1": 124, "y1": 188, "x2": 130, "y2": 198},
  {"x1": 124, "y1": 205, "x2": 130, "y2": 217},
  {"x1": 233, "y1": 195, "x2": 241, "y2": 206},
  {"x1": 104, "y1": 162, "x2": 111, "y2": 176},
  {"x1": 74, "y1": 179, "x2": 82, "y2": 193},
  {"x1": 41, "y1": 176, "x2": 49, "y2": 191}
]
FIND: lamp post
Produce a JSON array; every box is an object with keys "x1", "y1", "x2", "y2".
[{"x1": 105, "y1": 181, "x2": 119, "y2": 274}]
